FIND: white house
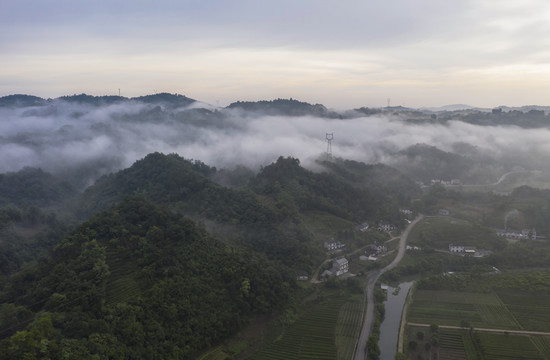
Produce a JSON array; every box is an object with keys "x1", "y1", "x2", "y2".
[
  {"x1": 449, "y1": 244, "x2": 476, "y2": 254},
  {"x1": 449, "y1": 244, "x2": 465, "y2": 253},
  {"x1": 324, "y1": 240, "x2": 345, "y2": 251},
  {"x1": 333, "y1": 258, "x2": 349, "y2": 276}
]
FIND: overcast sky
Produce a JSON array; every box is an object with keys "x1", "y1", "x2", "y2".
[{"x1": 2, "y1": 0, "x2": 550, "y2": 108}]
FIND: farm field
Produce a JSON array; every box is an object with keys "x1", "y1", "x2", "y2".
[
  {"x1": 253, "y1": 294, "x2": 363, "y2": 360},
  {"x1": 408, "y1": 290, "x2": 520, "y2": 330},
  {"x1": 406, "y1": 215, "x2": 502, "y2": 252},
  {"x1": 495, "y1": 288, "x2": 550, "y2": 332},
  {"x1": 474, "y1": 332, "x2": 542, "y2": 360},
  {"x1": 407, "y1": 326, "x2": 550, "y2": 360},
  {"x1": 406, "y1": 272, "x2": 550, "y2": 359},
  {"x1": 335, "y1": 298, "x2": 363, "y2": 360}
]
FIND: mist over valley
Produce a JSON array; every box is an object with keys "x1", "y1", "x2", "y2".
[{"x1": 2, "y1": 93, "x2": 550, "y2": 191}]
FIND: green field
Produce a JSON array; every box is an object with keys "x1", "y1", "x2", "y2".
[
  {"x1": 475, "y1": 332, "x2": 542, "y2": 360},
  {"x1": 408, "y1": 290, "x2": 520, "y2": 330},
  {"x1": 406, "y1": 215, "x2": 502, "y2": 252},
  {"x1": 406, "y1": 272, "x2": 550, "y2": 359},
  {"x1": 495, "y1": 289, "x2": 550, "y2": 332},
  {"x1": 253, "y1": 296, "x2": 349, "y2": 360},
  {"x1": 335, "y1": 299, "x2": 363, "y2": 360}
]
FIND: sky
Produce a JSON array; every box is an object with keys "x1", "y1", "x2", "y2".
[{"x1": 2, "y1": 0, "x2": 550, "y2": 109}]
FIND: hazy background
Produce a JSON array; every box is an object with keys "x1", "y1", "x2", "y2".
[
  {"x1": 2, "y1": 98, "x2": 549, "y2": 188},
  {"x1": 2, "y1": 0, "x2": 550, "y2": 108}
]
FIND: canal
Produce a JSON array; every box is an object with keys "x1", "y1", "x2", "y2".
[{"x1": 378, "y1": 281, "x2": 414, "y2": 360}]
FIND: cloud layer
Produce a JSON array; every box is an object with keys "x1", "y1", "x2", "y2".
[{"x1": 2, "y1": 99, "x2": 550, "y2": 189}]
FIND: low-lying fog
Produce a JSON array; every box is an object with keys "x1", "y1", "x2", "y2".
[{"x1": 1, "y1": 98, "x2": 549, "y2": 188}]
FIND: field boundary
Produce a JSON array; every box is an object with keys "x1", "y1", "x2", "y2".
[{"x1": 407, "y1": 322, "x2": 550, "y2": 336}]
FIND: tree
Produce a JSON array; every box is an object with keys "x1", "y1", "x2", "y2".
[
  {"x1": 367, "y1": 336, "x2": 380, "y2": 360},
  {"x1": 460, "y1": 319, "x2": 470, "y2": 328},
  {"x1": 409, "y1": 340, "x2": 418, "y2": 350},
  {"x1": 417, "y1": 331, "x2": 424, "y2": 340},
  {"x1": 395, "y1": 352, "x2": 407, "y2": 360}
]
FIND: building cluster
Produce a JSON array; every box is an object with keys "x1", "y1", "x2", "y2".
[
  {"x1": 495, "y1": 228, "x2": 538, "y2": 240},
  {"x1": 321, "y1": 257, "x2": 349, "y2": 278},
  {"x1": 431, "y1": 179, "x2": 461, "y2": 186},
  {"x1": 449, "y1": 244, "x2": 492, "y2": 257},
  {"x1": 360, "y1": 242, "x2": 387, "y2": 261}
]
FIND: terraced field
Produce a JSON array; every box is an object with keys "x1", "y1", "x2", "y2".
[
  {"x1": 254, "y1": 297, "x2": 347, "y2": 360},
  {"x1": 438, "y1": 330, "x2": 468, "y2": 360},
  {"x1": 105, "y1": 248, "x2": 142, "y2": 304},
  {"x1": 335, "y1": 300, "x2": 363, "y2": 360}
]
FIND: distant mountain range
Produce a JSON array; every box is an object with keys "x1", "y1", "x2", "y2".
[{"x1": 2, "y1": 93, "x2": 550, "y2": 115}]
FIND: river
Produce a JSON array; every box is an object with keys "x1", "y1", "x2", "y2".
[{"x1": 379, "y1": 281, "x2": 414, "y2": 360}]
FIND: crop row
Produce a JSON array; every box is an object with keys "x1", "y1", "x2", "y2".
[
  {"x1": 414, "y1": 290, "x2": 501, "y2": 305},
  {"x1": 335, "y1": 301, "x2": 363, "y2": 360},
  {"x1": 531, "y1": 336, "x2": 550, "y2": 358},
  {"x1": 495, "y1": 289, "x2": 550, "y2": 308},
  {"x1": 476, "y1": 333, "x2": 542, "y2": 360},
  {"x1": 475, "y1": 304, "x2": 520, "y2": 329},
  {"x1": 408, "y1": 302, "x2": 482, "y2": 326},
  {"x1": 506, "y1": 305, "x2": 550, "y2": 332},
  {"x1": 254, "y1": 299, "x2": 345, "y2": 359}
]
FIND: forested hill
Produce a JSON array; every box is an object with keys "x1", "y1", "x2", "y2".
[
  {"x1": 73, "y1": 153, "x2": 323, "y2": 268},
  {"x1": 0, "y1": 168, "x2": 76, "y2": 207},
  {"x1": 73, "y1": 153, "x2": 418, "y2": 269},
  {"x1": 251, "y1": 156, "x2": 420, "y2": 223},
  {"x1": 0, "y1": 196, "x2": 295, "y2": 359},
  {"x1": 226, "y1": 98, "x2": 338, "y2": 117}
]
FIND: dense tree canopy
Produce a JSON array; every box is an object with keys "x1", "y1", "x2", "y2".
[{"x1": 0, "y1": 196, "x2": 295, "y2": 359}]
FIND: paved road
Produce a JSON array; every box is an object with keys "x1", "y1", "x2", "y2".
[
  {"x1": 353, "y1": 215, "x2": 424, "y2": 360},
  {"x1": 444, "y1": 170, "x2": 543, "y2": 188}
]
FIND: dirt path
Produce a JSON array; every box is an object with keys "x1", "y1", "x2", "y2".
[{"x1": 407, "y1": 322, "x2": 550, "y2": 336}]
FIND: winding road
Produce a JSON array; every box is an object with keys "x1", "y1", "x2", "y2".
[{"x1": 353, "y1": 215, "x2": 424, "y2": 360}]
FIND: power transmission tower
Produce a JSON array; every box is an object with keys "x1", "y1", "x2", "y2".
[{"x1": 325, "y1": 133, "x2": 334, "y2": 159}]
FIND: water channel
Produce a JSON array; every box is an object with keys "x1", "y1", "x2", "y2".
[{"x1": 378, "y1": 281, "x2": 414, "y2": 360}]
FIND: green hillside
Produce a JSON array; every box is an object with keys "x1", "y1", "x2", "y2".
[{"x1": 0, "y1": 196, "x2": 295, "y2": 359}]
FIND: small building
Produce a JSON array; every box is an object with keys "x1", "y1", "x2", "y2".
[
  {"x1": 464, "y1": 246, "x2": 476, "y2": 254},
  {"x1": 365, "y1": 243, "x2": 387, "y2": 256},
  {"x1": 296, "y1": 270, "x2": 309, "y2": 281},
  {"x1": 449, "y1": 244, "x2": 477, "y2": 254},
  {"x1": 449, "y1": 244, "x2": 464, "y2": 253},
  {"x1": 357, "y1": 222, "x2": 370, "y2": 232},
  {"x1": 321, "y1": 269, "x2": 333, "y2": 279},
  {"x1": 439, "y1": 209, "x2": 450, "y2": 216},
  {"x1": 324, "y1": 240, "x2": 345, "y2": 251},
  {"x1": 377, "y1": 222, "x2": 396, "y2": 232}
]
